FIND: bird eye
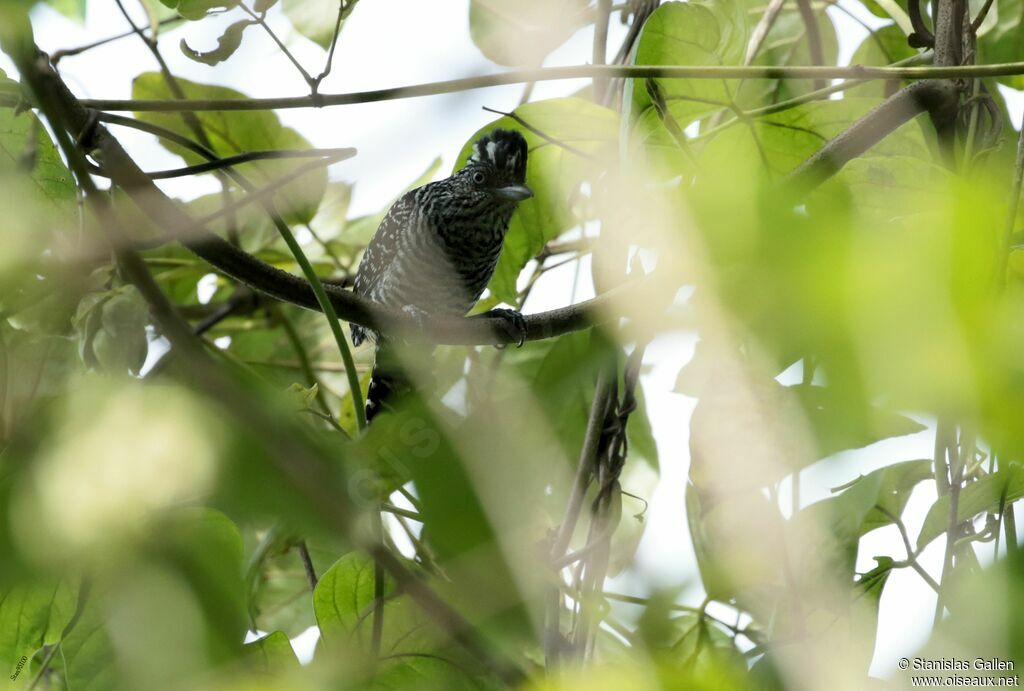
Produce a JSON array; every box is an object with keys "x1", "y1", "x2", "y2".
[{"x1": 472, "y1": 171, "x2": 486, "y2": 185}]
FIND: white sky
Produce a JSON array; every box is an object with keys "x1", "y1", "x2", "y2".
[{"x1": 6, "y1": 0, "x2": 1022, "y2": 679}]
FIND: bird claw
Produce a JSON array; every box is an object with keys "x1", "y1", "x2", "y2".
[{"x1": 486, "y1": 308, "x2": 527, "y2": 348}]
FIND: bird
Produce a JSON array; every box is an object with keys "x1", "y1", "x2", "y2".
[{"x1": 351, "y1": 128, "x2": 533, "y2": 420}]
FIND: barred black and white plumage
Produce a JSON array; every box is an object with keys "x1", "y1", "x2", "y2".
[{"x1": 352, "y1": 129, "x2": 532, "y2": 420}]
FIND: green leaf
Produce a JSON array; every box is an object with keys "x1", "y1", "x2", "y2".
[
  {"x1": 253, "y1": 0, "x2": 279, "y2": 12},
  {"x1": 286, "y1": 382, "x2": 320, "y2": 411},
  {"x1": 133, "y1": 508, "x2": 248, "y2": 673},
  {"x1": 854, "y1": 459, "x2": 935, "y2": 534},
  {"x1": 373, "y1": 655, "x2": 481, "y2": 690},
  {"x1": 91, "y1": 286, "x2": 151, "y2": 375},
  {"x1": 282, "y1": 0, "x2": 358, "y2": 49},
  {"x1": 624, "y1": 0, "x2": 747, "y2": 131},
  {"x1": 244, "y1": 630, "x2": 299, "y2": 671},
  {"x1": 699, "y1": 97, "x2": 929, "y2": 179},
  {"x1": 736, "y1": 8, "x2": 839, "y2": 107},
  {"x1": 0, "y1": 75, "x2": 77, "y2": 228},
  {"x1": 60, "y1": 591, "x2": 117, "y2": 691},
  {"x1": 0, "y1": 579, "x2": 77, "y2": 678},
  {"x1": 313, "y1": 551, "x2": 391, "y2": 640},
  {"x1": 917, "y1": 465, "x2": 1024, "y2": 550},
  {"x1": 0, "y1": 322, "x2": 78, "y2": 418},
  {"x1": 847, "y1": 25, "x2": 916, "y2": 99},
  {"x1": 157, "y1": 0, "x2": 241, "y2": 21},
  {"x1": 132, "y1": 73, "x2": 328, "y2": 225},
  {"x1": 455, "y1": 98, "x2": 617, "y2": 305},
  {"x1": 792, "y1": 385, "x2": 926, "y2": 461},
  {"x1": 468, "y1": 0, "x2": 591, "y2": 66},
  {"x1": 180, "y1": 19, "x2": 254, "y2": 66},
  {"x1": 978, "y1": 0, "x2": 1024, "y2": 88},
  {"x1": 816, "y1": 460, "x2": 934, "y2": 540},
  {"x1": 41, "y1": 0, "x2": 87, "y2": 22},
  {"x1": 249, "y1": 533, "x2": 342, "y2": 637}
]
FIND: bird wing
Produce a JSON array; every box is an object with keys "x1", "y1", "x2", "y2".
[{"x1": 353, "y1": 189, "x2": 417, "y2": 300}]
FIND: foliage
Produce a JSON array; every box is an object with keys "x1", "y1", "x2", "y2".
[{"x1": 2, "y1": 0, "x2": 1024, "y2": 689}]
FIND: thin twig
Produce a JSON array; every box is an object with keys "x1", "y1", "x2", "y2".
[
  {"x1": 297, "y1": 540, "x2": 319, "y2": 590},
  {"x1": 240, "y1": 2, "x2": 315, "y2": 86},
  {"x1": 92, "y1": 147, "x2": 356, "y2": 180},
  {"x1": 192, "y1": 152, "x2": 355, "y2": 229},
  {"x1": 935, "y1": 428, "x2": 969, "y2": 624},
  {"x1": 876, "y1": 506, "x2": 941, "y2": 592},
  {"x1": 311, "y1": 1, "x2": 351, "y2": 95},
  {"x1": 550, "y1": 368, "x2": 616, "y2": 560},
  {"x1": 795, "y1": 0, "x2": 826, "y2": 90},
  {"x1": 592, "y1": 0, "x2": 613, "y2": 102},
  {"x1": 481, "y1": 106, "x2": 602, "y2": 161},
  {"x1": 745, "y1": 0, "x2": 787, "y2": 65},
  {"x1": 50, "y1": 14, "x2": 187, "y2": 63},
  {"x1": 79, "y1": 62, "x2": 1024, "y2": 112}
]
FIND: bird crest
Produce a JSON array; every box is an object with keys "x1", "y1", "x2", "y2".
[{"x1": 468, "y1": 128, "x2": 528, "y2": 183}]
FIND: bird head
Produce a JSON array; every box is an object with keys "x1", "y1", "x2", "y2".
[{"x1": 461, "y1": 128, "x2": 533, "y2": 204}]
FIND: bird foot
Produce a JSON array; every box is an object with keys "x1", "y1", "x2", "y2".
[{"x1": 484, "y1": 308, "x2": 527, "y2": 348}]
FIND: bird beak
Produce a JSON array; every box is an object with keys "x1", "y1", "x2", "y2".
[{"x1": 494, "y1": 184, "x2": 533, "y2": 202}]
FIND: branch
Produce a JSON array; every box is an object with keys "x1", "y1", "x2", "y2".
[
  {"x1": 297, "y1": 540, "x2": 318, "y2": 590},
  {"x1": 745, "y1": 0, "x2": 786, "y2": 65},
  {"x1": 92, "y1": 147, "x2": 356, "y2": 180},
  {"x1": 782, "y1": 79, "x2": 957, "y2": 193},
  {"x1": 592, "y1": 0, "x2": 612, "y2": 102},
  {"x1": 78, "y1": 62, "x2": 1024, "y2": 112},
  {"x1": 28, "y1": 59, "x2": 621, "y2": 346},
  {"x1": 795, "y1": 0, "x2": 826, "y2": 91}
]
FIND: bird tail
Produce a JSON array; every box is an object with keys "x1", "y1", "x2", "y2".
[{"x1": 365, "y1": 342, "x2": 408, "y2": 422}]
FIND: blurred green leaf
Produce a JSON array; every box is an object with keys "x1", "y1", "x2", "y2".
[
  {"x1": 132, "y1": 73, "x2": 327, "y2": 224},
  {"x1": 244, "y1": 630, "x2": 299, "y2": 671},
  {"x1": 456, "y1": 98, "x2": 617, "y2": 305},
  {"x1": 978, "y1": 0, "x2": 1024, "y2": 89},
  {"x1": 917, "y1": 466, "x2": 1024, "y2": 550},
  {"x1": 180, "y1": 19, "x2": 254, "y2": 66},
  {"x1": 157, "y1": 0, "x2": 240, "y2": 21},
  {"x1": 282, "y1": 0, "x2": 358, "y2": 48},
  {"x1": 793, "y1": 385, "x2": 926, "y2": 461},
  {"x1": 91, "y1": 287, "x2": 151, "y2": 375},
  {"x1": 847, "y1": 25, "x2": 916, "y2": 99},
  {"x1": 314, "y1": 550, "x2": 479, "y2": 684},
  {"x1": 0, "y1": 322, "x2": 77, "y2": 427},
  {"x1": 40, "y1": 0, "x2": 87, "y2": 22},
  {"x1": 0, "y1": 74, "x2": 76, "y2": 223},
  {"x1": 247, "y1": 531, "x2": 341, "y2": 637},
  {"x1": 469, "y1": 0, "x2": 591, "y2": 66}
]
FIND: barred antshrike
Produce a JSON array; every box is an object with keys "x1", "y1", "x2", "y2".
[{"x1": 351, "y1": 129, "x2": 532, "y2": 421}]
